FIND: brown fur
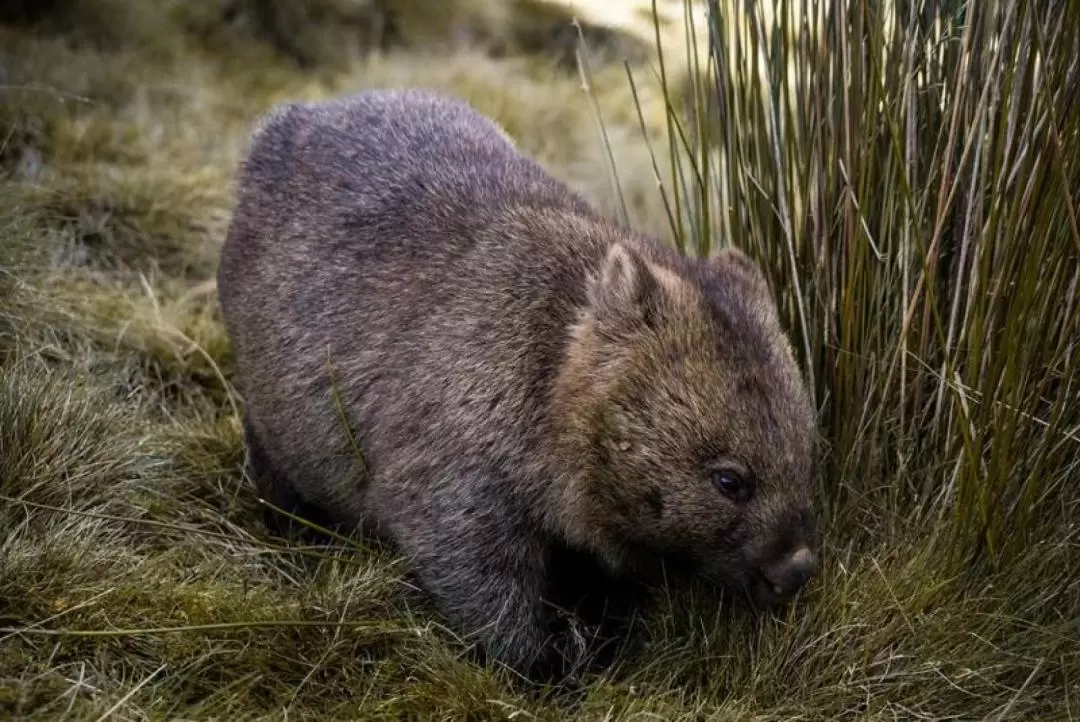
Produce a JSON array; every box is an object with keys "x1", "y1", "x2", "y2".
[{"x1": 216, "y1": 88, "x2": 819, "y2": 680}]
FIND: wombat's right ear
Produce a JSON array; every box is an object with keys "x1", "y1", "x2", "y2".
[
  {"x1": 709, "y1": 247, "x2": 772, "y2": 299},
  {"x1": 587, "y1": 243, "x2": 663, "y2": 329}
]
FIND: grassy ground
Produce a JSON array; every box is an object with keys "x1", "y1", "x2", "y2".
[{"x1": 2, "y1": 0, "x2": 1079, "y2": 719}]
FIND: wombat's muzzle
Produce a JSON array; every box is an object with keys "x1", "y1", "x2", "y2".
[{"x1": 752, "y1": 546, "x2": 816, "y2": 606}]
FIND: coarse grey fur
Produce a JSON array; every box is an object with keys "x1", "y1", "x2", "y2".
[{"x1": 217, "y1": 88, "x2": 820, "y2": 679}]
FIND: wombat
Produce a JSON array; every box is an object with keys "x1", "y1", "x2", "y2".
[{"x1": 217, "y1": 88, "x2": 819, "y2": 679}]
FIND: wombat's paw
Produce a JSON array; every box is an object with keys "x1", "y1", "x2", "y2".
[
  {"x1": 558, "y1": 615, "x2": 592, "y2": 678},
  {"x1": 537, "y1": 613, "x2": 619, "y2": 687},
  {"x1": 505, "y1": 619, "x2": 589, "y2": 689}
]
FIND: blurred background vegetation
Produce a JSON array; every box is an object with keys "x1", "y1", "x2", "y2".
[{"x1": 1, "y1": 0, "x2": 1078, "y2": 719}]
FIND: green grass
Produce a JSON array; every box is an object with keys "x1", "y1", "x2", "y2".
[{"x1": 2, "y1": 0, "x2": 1078, "y2": 719}]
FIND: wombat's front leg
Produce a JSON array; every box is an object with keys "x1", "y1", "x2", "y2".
[
  {"x1": 401, "y1": 517, "x2": 567, "y2": 679},
  {"x1": 243, "y1": 417, "x2": 340, "y2": 540}
]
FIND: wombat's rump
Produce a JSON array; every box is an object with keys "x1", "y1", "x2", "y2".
[{"x1": 217, "y1": 88, "x2": 819, "y2": 679}]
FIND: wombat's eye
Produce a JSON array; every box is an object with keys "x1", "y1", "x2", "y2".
[{"x1": 709, "y1": 465, "x2": 753, "y2": 502}]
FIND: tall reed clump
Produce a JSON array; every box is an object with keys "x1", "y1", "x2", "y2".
[
  {"x1": 636, "y1": 0, "x2": 1079, "y2": 639},
  {"x1": 620, "y1": 0, "x2": 1080, "y2": 708},
  {"x1": 641, "y1": 0, "x2": 1080, "y2": 561}
]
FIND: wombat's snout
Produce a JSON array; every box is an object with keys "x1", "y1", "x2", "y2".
[{"x1": 758, "y1": 546, "x2": 816, "y2": 604}]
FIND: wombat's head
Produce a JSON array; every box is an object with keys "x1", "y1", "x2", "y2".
[{"x1": 555, "y1": 242, "x2": 819, "y2": 609}]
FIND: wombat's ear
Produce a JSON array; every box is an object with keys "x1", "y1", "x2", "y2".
[
  {"x1": 708, "y1": 247, "x2": 785, "y2": 330},
  {"x1": 588, "y1": 243, "x2": 663, "y2": 329},
  {"x1": 709, "y1": 247, "x2": 774, "y2": 301}
]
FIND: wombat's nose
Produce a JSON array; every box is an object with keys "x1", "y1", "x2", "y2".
[{"x1": 763, "y1": 546, "x2": 816, "y2": 598}]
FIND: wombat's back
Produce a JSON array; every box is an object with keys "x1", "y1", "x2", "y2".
[
  {"x1": 236, "y1": 89, "x2": 592, "y2": 228},
  {"x1": 221, "y1": 88, "x2": 601, "y2": 309},
  {"x1": 217, "y1": 89, "x2": 613, "y2": 530}
]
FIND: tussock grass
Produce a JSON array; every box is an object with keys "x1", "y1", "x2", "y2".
[{"x1": 1, "y1": 0, "x2": 1078, "y2": 719}]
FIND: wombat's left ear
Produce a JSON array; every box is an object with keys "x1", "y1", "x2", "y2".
[{"x1": 587, "y1": 243, "x2": 664, "y2": 329}]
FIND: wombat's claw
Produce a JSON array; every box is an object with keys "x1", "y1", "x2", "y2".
[{"x1": 564, "y1": 619, "x2": 591, "y2": 674}]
